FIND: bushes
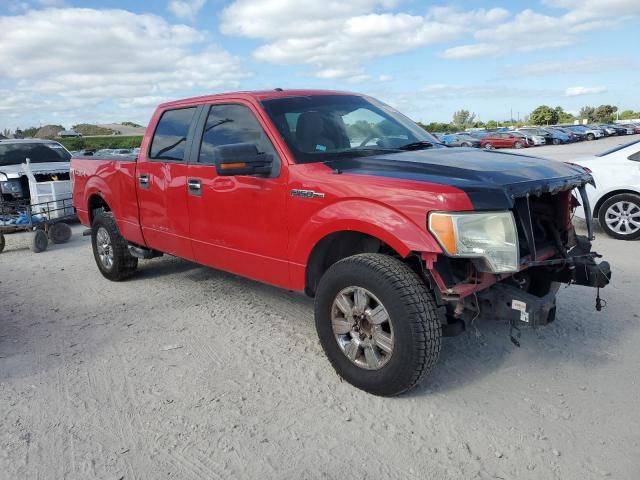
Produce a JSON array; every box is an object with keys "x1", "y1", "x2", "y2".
[
  {"x1": 57, "y1": 135, "x2": 143, "y2": 150},
  {"x1": 72, "y1": 124, "x2": 118, "y2": 136}
]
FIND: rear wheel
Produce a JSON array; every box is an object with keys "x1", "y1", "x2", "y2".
[
  {"x1": 484, "y1": 143, "x2": 495, "y2": 150},
  {"x1": 514, "y1": 141, "x2": 523, "y2": 149},
  {"x1": 587, "y1": 133, "x2": 595, "y2": 141},
  {"x1": 91, "y1": 211, "x2": 138, "y2": 280},
  {"x1": 49, "y1": 222, "x2": 72, "y2": 244},
  {"x1": 552, "y1": 138, "x2": 561, "y2": 145},
  {"x1": 314, "y1": 253, "x2": 441, "y2": 396},
  {"x1": 598, "y1": 193, "x2": 640, "y2": 240}
]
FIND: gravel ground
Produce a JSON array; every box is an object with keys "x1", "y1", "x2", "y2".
[{"x1": 1, "y1": 137, "x2": 639, "y2": 480}]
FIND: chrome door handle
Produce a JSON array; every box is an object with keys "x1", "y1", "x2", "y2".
[
  {"x1": 188, "y1": 178, "x2": 202, "y2": 196},
  {"x1": 139, "y1": 174, "x2": 149, "y2": 188}
]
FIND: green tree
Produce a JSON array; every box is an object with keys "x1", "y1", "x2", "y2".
[
  {"x1": 452, "y1": 109, "x2": 476, "y2": 128},
  {"x1": 620, "y1": 110, "x2": 638, "y2": 120},
  {"x1": 554, "y1": 106, "x2": 574, "y2": 124},
  {"x1": 579, "y1": 106, "x2": 596, "y2": 122},
  {"x1": 418, "y1": 122, "x2": 456, "y2": 133},
  {"x1": 485, "y1": 120, "x2": 499, "y2": 128},
  {"x1": 529, "y1": 105, "x2": 559, "y2": 125},
  {"x1": 22, "y1": 127, "x2": 38, "y2": 137},
  {"x1": 593, "y1": 105, "x2": 617, "y2": 123}
]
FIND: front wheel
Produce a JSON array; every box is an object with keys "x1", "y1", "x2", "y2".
[
  {"x1": 91, "y1": 211, "x2": 138, "y2": 281},
  {"x1": 483, "y1": 143, "x2": 495, "y2": 150},
  {"x1": 514, "y1": 141, "x2": 523, "y2": 149},
  {"x1": 587, "y1": 133, "x2": 595, "y2": 141},
  {"x1": 314, "y1": 254, "x2": 441, "y2": 396},
  {"x1": 598, "y1": 193, "x2": 640, "y2": 240}
]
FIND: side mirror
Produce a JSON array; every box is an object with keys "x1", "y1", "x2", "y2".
[{"x1": 214, "y1": 143, "x2": 273, "y2": 176}]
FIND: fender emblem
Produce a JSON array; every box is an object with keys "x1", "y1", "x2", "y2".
[{"x1": 290, "y1": 189, "x2": 325, "y2": 199}]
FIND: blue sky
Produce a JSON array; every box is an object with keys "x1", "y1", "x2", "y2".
[{"x1": 0, "y1": 0, "x2": 638, "y2": 130}]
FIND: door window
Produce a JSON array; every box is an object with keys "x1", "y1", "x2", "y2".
[
  {"x1": 149, "y1": 107, "x2": 197, "y2": 161},
  {"x1": 198, "y1": 104, "x2": 281, "y2": 176}
]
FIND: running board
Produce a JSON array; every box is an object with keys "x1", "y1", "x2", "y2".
[{"x1": 128, "y1": 245, "x2": 163, "y2": 259}]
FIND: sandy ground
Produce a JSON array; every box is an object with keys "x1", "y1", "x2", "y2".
[{"x1": 1, "y1": 137, "x2": 639, "y2": 480}]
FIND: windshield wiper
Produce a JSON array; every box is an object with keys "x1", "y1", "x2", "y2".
[{"x1": 397, "y1": 141, "x2": 435, "y2": 151}]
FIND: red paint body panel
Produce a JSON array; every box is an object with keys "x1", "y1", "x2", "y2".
[{"x1": 70, "y1": 90, "x2": 488, "y2": 293}]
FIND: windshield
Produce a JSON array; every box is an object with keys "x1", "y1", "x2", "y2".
[
  {"x1": 260, "y1": 94, "x2": 442, "y2": 163},
  {"x1": 0, "y1": 142, "x2": 71, "y2": 166}
]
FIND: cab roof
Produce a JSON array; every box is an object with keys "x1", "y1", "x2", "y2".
[{"x1": 158, "y1": 89, "x2": 358, "y2": 109}]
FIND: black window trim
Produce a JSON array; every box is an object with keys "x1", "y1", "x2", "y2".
[
  {"x1": 188, "y1": 101, "x2": 282, "y2": 178},
  {"x1": 147, "y1": 105, "x2": 202, "y2": 164}
]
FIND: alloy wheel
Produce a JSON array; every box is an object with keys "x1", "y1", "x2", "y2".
[
  {"x1": 331, "y1": 286, "x2": 394, "y2": 370},
  {"x1": 96, "y1": 226, "x2": 114, "y2": 269},
  {"x1": 605, "y1": 201, "x2": 640, "y2": 236}
]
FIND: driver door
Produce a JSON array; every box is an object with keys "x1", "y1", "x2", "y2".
[{"x1": 185, "y1": 102, "x2": 290, "y2": 288}]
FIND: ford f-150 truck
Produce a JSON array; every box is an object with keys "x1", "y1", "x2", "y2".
[{"x1": 72, "y1": 90, "x2": 611, "y2": 396}]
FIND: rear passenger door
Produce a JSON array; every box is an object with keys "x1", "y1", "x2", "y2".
[
  {"x1": 185, "y1": 102, "x2": 290, "y2": 288},
  {"x1": 136, "y1": 106, "x2": 199, "y2": 259}
]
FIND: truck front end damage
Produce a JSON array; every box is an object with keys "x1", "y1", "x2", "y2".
[{"x1": 423, "y1": 176, "x2": 611, "y2": 342}]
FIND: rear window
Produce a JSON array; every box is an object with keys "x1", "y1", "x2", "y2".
[
  {"x1": 0, "y1": 142, "x2": 71, "y2": 166},
  {"x1": 595, "y1": 139, "x2": 640, "y2": 157},
  {"x1": 149, "y1": 107, "x2": 197, "y2": 161}
]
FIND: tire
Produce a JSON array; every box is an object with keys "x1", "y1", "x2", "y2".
[
  {"x1": 514, "y1": 141, "x2": 523, "y2": 149},
  {"x1": 91, "y1": 211, "x2": 138, "y2": 281},
  {"x1": 461, "y1": 142, "x2": 471, "y2": 147},
  {"x1": 552, "y1": 138, "x2": 561, "y2": 145},
  {"x1": 31, "y1": 229, "x2": 48, "y2": 253},
  {"x1": 0, "y1": 233, "x2": 4, "y2": 253},
  {"x1": 49, "y1": 222, "x2": 72, "y2": 244},
  {"x1": 314, "y1": 253, "x2": 441, "y2": 396},
  {"x1": 483, "y1": 143, "x2": 495, "y2": 150},
  {"x1": 587, "y1": 133, "x2": 595, "y2": 141},
  {"x1": 598, "y1": 193, "x2": 640, "y2": 240}
]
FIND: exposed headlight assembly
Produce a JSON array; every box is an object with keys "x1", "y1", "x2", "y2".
[
  {"x1": 429, "y1": 211, "x2": 519, "y2": 273},
  {"x1": 0, "y1": 179, "x2": 24, "y2": 195}
]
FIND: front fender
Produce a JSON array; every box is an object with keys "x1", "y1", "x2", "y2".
[{"x1": 290, "y1": 199, "x2": 442, "y2": 265}]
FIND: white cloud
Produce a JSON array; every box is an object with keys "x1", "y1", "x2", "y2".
[
  {"x1": 168, "y1": 0, "x2": 206, "y2": 20},
  {"x1": 565, "y1": 86, "x2": 607, "y2": 96},
  {"x1": 220, "y1": 1, "x2": 505, "y2": 80},
  {"x1": 505, "y1": 57, "x2": 631, "y2": 77},
  {"x1": 0, "y1": 8, "x2": 247, "y2": 127},
  {"x1": 440, "y1": 3, "x2": 640, "y2": 60},
  {"x1": 422, "y1": 84, "x2": 558, "y2": 99},
  {"x1": 440, "y1": 43, "x2": 503, "y2": 60}
]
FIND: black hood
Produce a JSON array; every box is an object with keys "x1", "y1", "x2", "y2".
[{"x1": 327, "y1": 147, "x2": 593, "y2": 209}]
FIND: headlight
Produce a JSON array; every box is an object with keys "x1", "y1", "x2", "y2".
[
  {"x1": 428, "y1": 211, "x2": 519, "y2": 273},
  {"x1": 0, "y1": 179, "x2": 23, "y2": 195}
]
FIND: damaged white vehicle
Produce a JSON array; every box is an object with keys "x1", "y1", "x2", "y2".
[{"x1": 0, "y1": 139, "x2": 71, "y2": 203}]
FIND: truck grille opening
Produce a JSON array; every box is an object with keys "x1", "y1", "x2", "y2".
[{"x1": 513, "y1": 191, "x2": 572, "y2": 260}]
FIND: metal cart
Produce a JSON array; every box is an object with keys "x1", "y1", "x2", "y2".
[{"x1": 0, "y1": 196, "x2": 76, "y2": 253}]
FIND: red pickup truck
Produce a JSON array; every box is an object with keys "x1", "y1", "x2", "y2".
[{"x1": 72, "y1": 90, "x2": 610, "y2": 396}]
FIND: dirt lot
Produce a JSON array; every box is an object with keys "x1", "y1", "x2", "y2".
[{"x1": 1, "y1": 137, "x2": 639, "y2": 479}]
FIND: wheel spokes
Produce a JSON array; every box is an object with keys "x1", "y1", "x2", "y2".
[
  {"x1": 332, "y1": 317, "x2": 353, "y2": 335},
  {"x1": 372, "y1": 327, "x2": 393, "y2": 354},
  {"x1": 344, "y1": 339, "x2": 360, "y2": 361},
  {"x1": 353, "y1": 287, "x2": 368, "y2": 314},
  {"x1": 364, "y1": 345, "x2": 382, "y2": 369},
  {"x1": 367, "y1": 304, "x2": 389, "y2": 325},
  {"x1": 334, "y1": 293, "x2": 353, "y2": 316}
]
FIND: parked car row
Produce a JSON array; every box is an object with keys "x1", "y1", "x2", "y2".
[
  {"x1": 435, "y1": 122, "x2": 640, "y2": 150},
  {"x1": 69, "y1": 147, "x2": 140, "y2": 158}
]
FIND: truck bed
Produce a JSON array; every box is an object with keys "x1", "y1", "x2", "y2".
[{"x1": 71, "y1": 156, "x2": 145, "y2": 245}]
